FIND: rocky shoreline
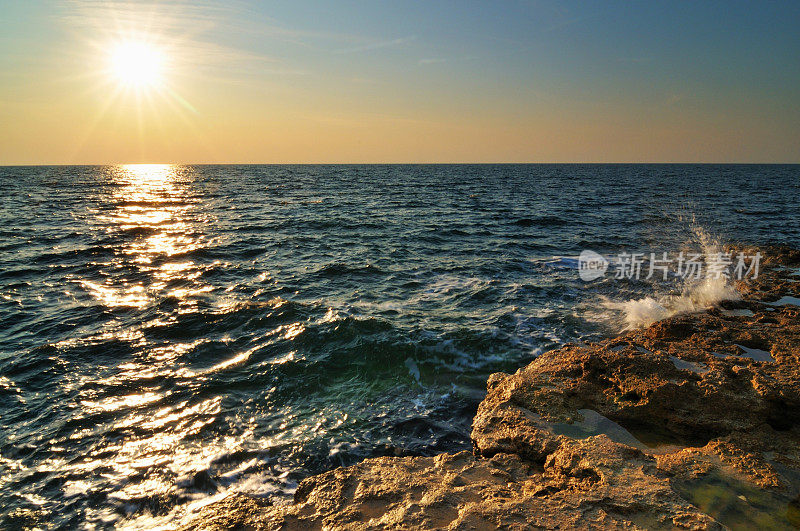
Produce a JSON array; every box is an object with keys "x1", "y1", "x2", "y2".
[{"x1": 185, "y1": 246, "x2": 800, "y2": 530}]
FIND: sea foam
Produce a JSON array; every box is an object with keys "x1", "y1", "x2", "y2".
[{"x1": 601, "y1": 226, "x2": 741, "y2": 330}]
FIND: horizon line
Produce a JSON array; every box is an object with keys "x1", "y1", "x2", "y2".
[{"x1": 2, "y1": 161, "x2": 800, "y2": 167}]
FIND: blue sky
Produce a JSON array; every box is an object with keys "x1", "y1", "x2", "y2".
[{"x1": 1, "y1": 0, "x2": 798, "y2": 163}]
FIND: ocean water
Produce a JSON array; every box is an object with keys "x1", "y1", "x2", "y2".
[{"x1": 1, "y1": 164, "x2": 798, "y2": 528}]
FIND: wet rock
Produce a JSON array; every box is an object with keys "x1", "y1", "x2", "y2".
[
  {"x1": 191, "y1": 469, "x2": 218, "y2": 493},
  {"x1": 471, "y1": 249, "x2": 800, "y2": 527}
]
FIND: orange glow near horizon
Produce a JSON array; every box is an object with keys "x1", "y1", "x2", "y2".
[{"x1": 0, "y1": 3, "x2": 798, "y2": 164}]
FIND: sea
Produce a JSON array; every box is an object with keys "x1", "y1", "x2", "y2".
[{"x1": 1, "y1": 164, "x2": 798, "y2": 528}]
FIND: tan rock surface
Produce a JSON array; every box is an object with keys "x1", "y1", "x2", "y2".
[{"x1": 187, "y1": 442, "x2": 720, "y2": 530}]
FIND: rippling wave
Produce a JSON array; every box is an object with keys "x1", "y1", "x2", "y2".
[{"x1": 0, "y1": 164, "x2": 798, "y2": 528}]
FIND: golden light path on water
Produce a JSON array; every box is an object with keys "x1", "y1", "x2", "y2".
[{"x1": 53, "y1": 164, "x2": 299, "y2": 527}]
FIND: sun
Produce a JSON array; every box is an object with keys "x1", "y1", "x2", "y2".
[{"x1": 109, "y1": 41, "x2": 165, "y2": 88}]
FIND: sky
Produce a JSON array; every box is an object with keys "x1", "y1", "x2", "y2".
[{"x1": 0, "y1": 0, "x2": 798, "y2": 164}]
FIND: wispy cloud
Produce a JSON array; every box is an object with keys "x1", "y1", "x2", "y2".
[
  {"x1": 59, "y1": 0, "x2": 246, "y2": 36},
  {"x1": 333, "y1": 35, "x2": 417, "y2": 54},
  {"x1": 418, "y1": 58, "x2": 446, "y2": 65},
  {"x1": 58, "y1": 0, "x2": 413, "y2": 77},
  {"x1": 57, "y1": 0, "x2": 308, "y2": 79}
]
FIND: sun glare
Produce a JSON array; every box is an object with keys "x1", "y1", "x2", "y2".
[{"x1": 109, "y1": 41, "x2": 165, "y2": 88}]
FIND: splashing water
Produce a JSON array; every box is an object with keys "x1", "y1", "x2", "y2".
[{"x1": 601, "y1": 225, "x2": 741, "y2": 331}]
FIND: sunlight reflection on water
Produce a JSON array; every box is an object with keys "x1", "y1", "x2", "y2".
[
  {"x1": 3, "y1": 164, "x2": 797, "y2": 528},
  {"x1": 67, "y1": 165, "x2": 252, "y2": 527}
]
